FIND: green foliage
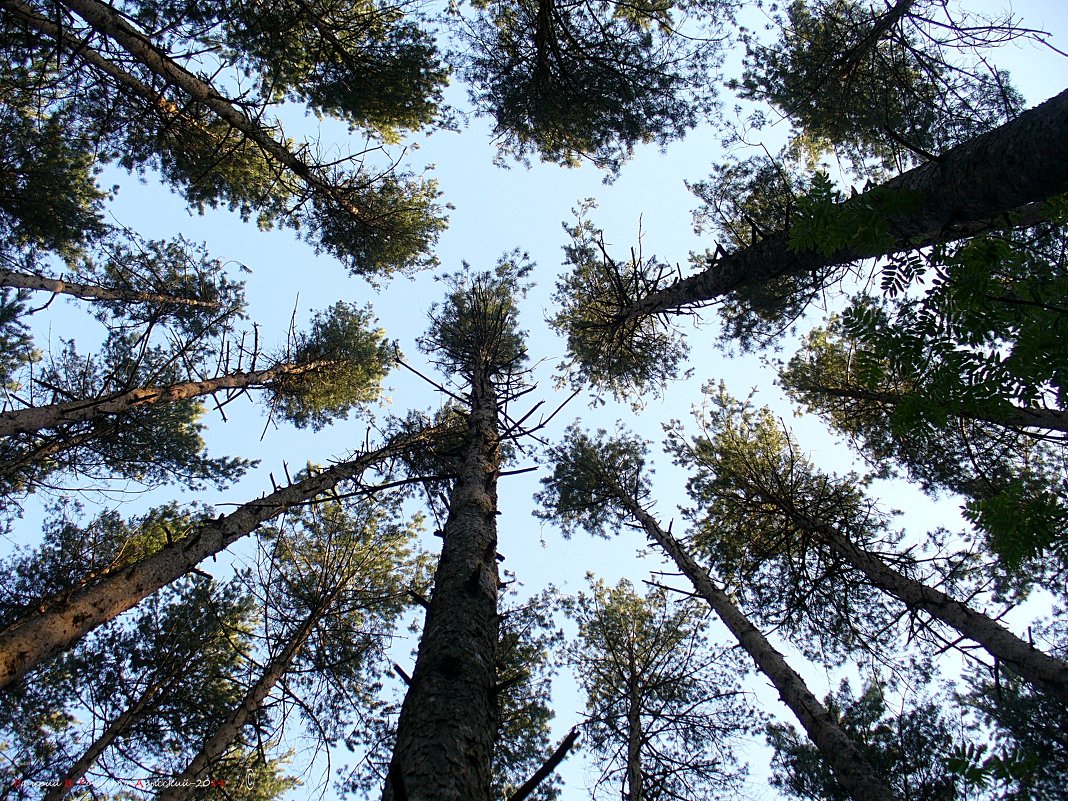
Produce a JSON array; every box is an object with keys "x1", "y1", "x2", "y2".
[
  {"x1": 0, "y1": 573, "x2": 265, "y2": 798},
  {"x1": 533, "y1": 423, "x2": 653, "y2": 539},
  {"x1": 79, "y1": 233, "x2": 249, "y2": 332},
  {"x1": 550, "y1": 204, "x2": 689, "y2": 400},
  {"x1": 0, "y1": 336, "x2": 252, "y2": 505},
  {"x1": 564, "y1": 576, "x2": 755, "y2": 801},
  {"x1": 0, "y1": 502, "x2": 215, "y2": 629},
  {"x1": 420, "y1": 253, "x2": 531, "y2": 381},
  {"x1": 960, "y1": 632, "x2": 1068, "y2": 801},
  {"x1": 2, "y1": 0, "x2": 449, "y2": 277},
  {"x1": 270, "y1": 302, "x2": 393, "y2": 431},
  {"x1": 0, "y1": 290, "x2": 36, "y2": 391},
  {"x1": 665, "y1": 385, "x2": 900, "y2": 661},
  {"x1": 781, "y1": 210, "x2": 1068, "y2": 569},
  {"x1": 786, "y1": 172, "x2": 921, "y2": 257},
  {"x1": 458, "y1": 0, "x2": 730, "y2": 172},
  {"x1": 690, "y1": 153, "x2": 812, "y2": 249},
  {"x1": 259, "y1": 492, "x2": 428, "y2": 799},
  {"x1": 768, "y1": 680, "x2": 960, "y2": 800},
  {"x1": 493, "y1": 590, "x2": 564, "y2": 801},
  {"x1": 732, "y1": 0, "x2": 1025, "y2": 175},
  {"x1": 163, "y1": 0, "x2": 450, "y2": 140},
  {"x1": 0, "y1": 100, "x2": 108, "y2": 262}
]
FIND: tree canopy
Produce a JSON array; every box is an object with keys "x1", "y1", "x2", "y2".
[{"x1": 1, "y1": 0, "x2": 1066, "y2": 799}]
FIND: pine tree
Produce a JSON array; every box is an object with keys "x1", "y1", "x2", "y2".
[
  {"x1": 536, "y1": 426, "x2": 898, "y2": 801},
  {"x1": 384, "y1": 259, "x2": 532, "y2": 801}
]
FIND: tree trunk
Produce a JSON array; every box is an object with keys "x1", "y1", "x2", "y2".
[
  {"x1": 618, "y1": 86, "x2": 1068, "y2": 324},
  {"x1": 625, "y1": 680, "x2": 644, "y2": 801},
  {"x1": 0, "y1": 360, "x2": 339, "y2": 438},
  {"x1": 43, "y1": 668, "x2": 178, "y2": 801},
  {"x1": 384, "y1": 370, "x2": 501, "y2": 801},
  {"x1": 0, "y1": 267, "x2": 222, "y2": 310},
  {"x1": 157, "y1": 607, "x2": 325, "y2": 801},
  {"x1": 0, "y1": 425, "x2": 442, "y2": 690},
  {"x1": 622, "y1": 502, "x2": 897, "y2": 801},
  {"x1": 46, "y1": 0, "x2": 375, "y2": 226},
  {"x1": 811, "y1": 520, "x2": 1068, "y2": 705}
]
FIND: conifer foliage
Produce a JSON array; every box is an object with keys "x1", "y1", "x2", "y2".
[{"x1": 0, "y1": 1, "x2": 1066, "y2": 800}]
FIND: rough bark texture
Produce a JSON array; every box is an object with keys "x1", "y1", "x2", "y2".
[
  {"x1": 626, "y1": 681, "x2": 644, "y2": 801},
  {"x1": 814, "y1": 522, "x2": 1068, "y2": 705},
  {"x1": 383, "y1": 371, "x2": 501, "y2": 801},
  {"x1": 0, "y1": 267, "x2": 222, "y2": 310},
  {"x1": 157, "y1": 609, "x2": 324, "y2": 801},
  {"x1": 0, "y1": 361, "x2": 337, "y2": 437},
  {"x1": 622, "y1": 504, "x2": 897, "y2": 801},
  {"x1": 620, "y1": 86, "x2": 1068, "y2": 323},
  {"x1": 0, "y1": 427, "x2": 440, "y2": 689}
]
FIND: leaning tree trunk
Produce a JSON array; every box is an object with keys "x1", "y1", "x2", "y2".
[
  {"x1": 618, "y1": 86, "x2": 1068, "y2": 324},
  {"x1": 384, "y1": 369, "x2": 501, "y2": 801},
  {"x1": 38, "y1": 0, "x2": 375, "y2": 225},
  {"x1": 621, "y1": 500, "x2": 897, "y2": 801},
  {"x1": 804, "y1": 516, "x2": 1068, "y2": 705},
  {"x1": 0, "y1": 360, "x2": 338, "y2": 438},
  {"x1": 0, "y1": 267, "x2": 223, "y2": 310},
  {"x1": 43, "y1": 665, "x2": 182, "y2": 801},
  {"x1": 157, "y1": 604, "x2": 327, "y2": 801},
  {"x1": 0, "y1": 425, "x2": 442, "y2": 690}
]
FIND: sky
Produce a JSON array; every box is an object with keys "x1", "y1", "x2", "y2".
[{"x1": 9, "y1": 0, "x2": 1068, "y2": 797}]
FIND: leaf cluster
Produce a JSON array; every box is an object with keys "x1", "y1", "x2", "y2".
[{"x1": 550, "y1": 205, "x2": 689, "y2": 399}]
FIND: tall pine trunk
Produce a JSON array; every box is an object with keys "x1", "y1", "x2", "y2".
[
  {"x1": 0, "y1": 360, "x2": 338, "y2": 438},
  {"x1": 0, "y1": 426, "x2": 440, "y2": 689},
  {"x1": 618, "y1": 86, "x2": 1068, "y2": 324},
  {"x1": 384, "y1": 369, "x2": 501, "y2": 801},
  {"x1": 809, "y1": 518, "x2": 1068, "y2": 704},
  {"x1": 156, "y1": 607, "x2": 325, "y2": 801},
  {"x1": 620, "y1": 501, "x2": 897, "y2": 801}
]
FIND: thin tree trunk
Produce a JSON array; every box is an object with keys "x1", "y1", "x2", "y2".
[
  {"x1": 834, "y1": 0, "x2": 916, "y2": 81},
  {"x1": 624, "y1": 503, "x2": 898, "y2": 801},
  {"x1": 384, "y1": 370, "x2": 501, "y2": 801},
  {"x1": 0, "y1": 360, "x2": 339, "y2": 438},
  {"x1": 616, "y1": 86, "x2": 1068, "y2": 325},
  {"x1": 809, "y1": 518, "x2": 1068, "y2": 704},
  {"x1": 43, "y1": 668, "x2": 178, "y2": 801},
  {"x1": 157, "y1": 606, "x2": 327, "y2": 801},
  {"x1": 549, "y1": 438, "x2": 894, "y2": 798},
  {"x1": 0, "y1": 424, "x2": 443, "y2": 690},
  {"x1": 0, "y1": 267, "x2": 222, "y2": 310},
  {"x1": 625, "y1": 680, "x2": 644, "y2": 801},
  {"x1": 48, "y1": 0, "x2": 378, "y2": 227}
]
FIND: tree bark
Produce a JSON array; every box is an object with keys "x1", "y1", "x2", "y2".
[
  {"x1": 0, "y1": 267, "x2": 222, "y2": 310},
  {"x1": 810, "y1": 519, "x2": 1068, "y2": 705},
  {"x1": 383, "y1": 370, "x2": 501, "y2": 801},
  {"x1": 157, "y1": 607, "x2": 326, "y2": 801},
  {"x1": 0, "y1": 425, "x2": 442, "y2": 690},
  {"x1": 625, "y1": 504, "x2": 898, "y2": 801},
  {"x1": 625, "y1": 679, "x2": 644, "y2": 801},
  {"x1": 617, "y1": 86, "x2": 1068, "y2": 325},
  {"x1": 0, "y1": 360, "x2": 339, "y2": 438}
]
